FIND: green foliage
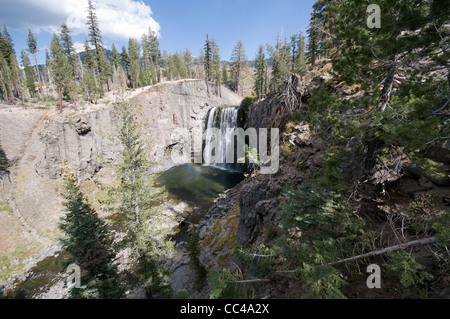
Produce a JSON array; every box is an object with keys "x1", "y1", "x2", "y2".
[
  {"x1": 26, "y1": 29, "x2": 37, "y2": 55},
  {"x1": 300, "y1": 263, "x2": 347, "y2": 299},
  {"x1": 60, "y1": 23, "x2": 77, "y2": 76},
  {"x1": 203, "y1": 35, "x2": 212, "y2": 82},
  {"x1": 268, "y1": 35, "x2": 291, "y2": 93},
  {"x1": 58, "y1": 162, "x2": 124, "y2": 299},
  {"x1": 208, "y1": 268, "x2": 255, "y2": 299},
  {"x1": 127, "y1": 38, "x2": 141, "y2": 89},
  {"x1": 279, "y1": 184, "x2": 366, "y2": 298},
  {"x1": 50, "y1": 33, "x2": 76, "y2": 106},
  {"x1": 186, "y1": 226, "x2": 208, "y2": 291},
  {"x1": 313, "y1": 147, "x2": 347, "y2": 192},
  {"x1": 253, "y1": 45, "x2": 268, "y2": 99},
  {"x1": 236, "y1": 244, "x2": 279, "y2": 277},
  {"x1": 239, "y1": 96, "x2": 257, "y2": 125},
  {"x1": 20, "y1": 49, "x2": 36, "y2": 97},
  {"x1": 384, "y1": 252, "x2": 433, "y2": 289},
  {"x1": 110, "y1": 97, "x2": 176, "y2": 298},
  {"x1": 432, "y1": 210, "x2": 450, "y2": 247},
  {"x1": 230, "y1": 40, "x2": 248, "y2": 94},
  {"x1": 238, "y1": 145, "x2": 263, "y2": 171},
  {"x1": 240, "y1": 96, "x2": 257, "y2": 113},
  {"x1": 174, "y1": 289, "x2": 192, "y2": 299},
  {"x1": 81, "y1": 69, "x2": 102, "y2": 103}
]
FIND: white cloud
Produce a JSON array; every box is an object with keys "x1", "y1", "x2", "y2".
[
  {"x1": 1, "y1": 0, "x2": 160, "y2": 40},
  {"x1": 73, "y1": 41, "x2": 85, "y2": 53}
]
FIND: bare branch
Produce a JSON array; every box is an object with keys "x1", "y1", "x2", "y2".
[{"x1": 329, "y1": 237, "x2": 438, "y2": 266}]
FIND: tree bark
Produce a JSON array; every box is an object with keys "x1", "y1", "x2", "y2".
[
  {"x1": 58, "y1": 82, "x2": 63, "y2": 113},
  {"x1": 329, "y1": 237, "x2": 438, "y2": 266}
]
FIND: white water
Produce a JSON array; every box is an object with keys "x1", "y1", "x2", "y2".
[{"x1": 203, "y1": 106, "x2": 239, "y2": 170}]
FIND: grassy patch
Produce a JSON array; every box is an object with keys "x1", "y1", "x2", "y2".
[{"x1": 0, "y1": 200, "x2": 12, "y2": 213}]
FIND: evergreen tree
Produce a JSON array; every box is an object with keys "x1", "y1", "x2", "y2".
[
  {"x1": 127, "y1": 38, "x2": 141, "y2": 89},
  {"x1": 0, "y1": 142, "x2": 8, "y2": 172},
  {"x1": 222, "y1": 63, "x2": 228, "y2": 83},
  {"x1": 98, "y1": 46, "x2": 113, "y2": 92},
  {"x1": 83, "y1": 38, "x2": 95, "y2": 71},
  {"x1": 254, "y1": 44, "x2": 268, "y2": 99},
  {"x1": 60, "y1": 23, "x2": 79, "y2": 80},
  {"x1": 111, "y1": 97, "x2": 176, "y2": 298},
  {"x1": 211, "y1": 39, "x2": 222, "y2": 93},
  {"x1": 203, "y1": 34, "x2": 212, "y2": 82},
  {"x1": 110, "y1": 44, "x2": 120, "y2": 71},
  {"x1": 0, "y1": 25, "x2": 15, "y2": 65},
  {"x1": 0, "y1": 54, "x2": 11, "y2": 103},
  {"x1": 20, "y1": 49, "x2": 37, "y2": 98},
  {"x1": 86, "y1": 0, "x2": 103, "y2": 67},
  {"x1": 294, "y1": 31, "x2": 306, "y2": 74},
  {"x1": 148, "y1": 27, "x2": 161, "y2": 83},
  {"x1": 58, "y1": 163, "x2": 124, "y2": 299},
  {"x1": 141, "y1": 37, "x2": 152, "y2": 85},
  {"x1": 110, "y1": 43, "x2": 122, "y2": 88},
  {"x1": 307, "y1": 3, "x2": 320, "y2": 66},
  {"x1": 50, "y1": 33, "x2": 76, "y2": 112},
  {"x1": 27, "y1": 29, "x2": 44, "y2": 96},
  {"x1": 230, "y1": 40, "x2": 248, "y2": 95},
  {"x1": 2, "y1": 26, "x2": 24, "y2": 100},
  {"x1": 120, "y1": 45, "x2": 130, "y2": 77},
  {"x1": 82, "y1": 68, "x2": 102, "y2": 103},
  {"x1": 183, "y1": 48, "x2": 194, "y2": 78},
  {"x1": 268, "y1": 34, "x2": 291, "y2": 93}
]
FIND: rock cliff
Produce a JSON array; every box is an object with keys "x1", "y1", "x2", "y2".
[{"x1": 0, "y1": 79, "x2": 242, "y2": 291}]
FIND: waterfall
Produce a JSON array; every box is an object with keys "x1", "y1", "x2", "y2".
[{"x1": 203, "y1": 106, "x2": 240, "y2": 170}]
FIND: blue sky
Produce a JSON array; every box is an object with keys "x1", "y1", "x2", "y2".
[{"x1": 1, "y1": 0, "x2": 316, "y2": 66}]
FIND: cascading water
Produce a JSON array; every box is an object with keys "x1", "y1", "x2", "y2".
[{"x1": 203, "y1": 106, "x2": 240, "y2": 170}]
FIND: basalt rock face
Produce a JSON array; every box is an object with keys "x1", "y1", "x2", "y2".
[
  {"x1": 35, "y1": 109, "x2": 119, "y2": 181},
  {"x1": 0, "y1": 80, "x2": 242, "y2": 293},
  {"x1": 131, "y1": 80, "x2": 242, "y2": 167},
  {"x1": 35, "y1": 80, "x2": 243, "y2": 181}
]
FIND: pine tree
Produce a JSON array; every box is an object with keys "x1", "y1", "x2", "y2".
[
  {"x1": 294, "y1": 31, "x2": 306, "y2": 74},
  {"x1": 27, "y1": 29, "x2": 44, "y2": 96},
  {"x1": 60, "y1": 23, "x2": 78, "y2": 80},
  {"x1": 211, "y1": 39, "x2": 222, "y2": 93},
  {"x1": 82, "y1": 68, "x2": 102, "y2": 103},
  {"x1": 58, "y1": 163, "x2": 124, "y2": 299},
  {"x1": 20, "y1": 49, "x2": 37, "y2": 98},
  {"x1": 2, "y1": 26, "x2": 24, "y2": 100},
  {"x1": 203, "y1": 34, "x2": 212, "y2": 82},
  {"x1": 127, "y1": 38, "x2": 141, "y2": 89},
  {"x1": 110, "y1": 44, "x2": 120, "y2": 71},
  {"x1": 141, "y1": 37, "x2": 152, "y2": 85},
  {"x1": 50, "y1": 33, "x2": 76, "y2": 112},
  {"x1": 0, "y1": 54, "x2": 11, "y2": 103},
  {"x1": 98, "y1": 46, "x2": 113, "y2": 92},
  {"x1": 183, "y1": 48, "x2": 194, "y2": 78},
  {"x1": 120, "y1": 45, "x2": 130, "y2": 76},
  {"x1": 269, "y1": 34, "x2": 291, "y2": 93},
  {"x1": 222, "y1": 63, "x2": 228, "y2": 83},
  {"x1": 83, "y1": 38, "x2": 95, "y2": 71},
  {"x1": 86, "y1": 0, "x2": 103, "y2": 68},
  {"x1": 111, "y1": 97, "x2": 176, "y2": 298},
  {"x1": 148, "y1": 27, "x2": 161, "y2": 83},
  {"x1": 230, "y1": 40, "x2": 248, "y2": 95},
  {"x1": 254, "y1": 44, "x2": 268, "y2": 99},
  {"x1": 307, "y1": 3, "x2": 320, "y2": 66}
]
